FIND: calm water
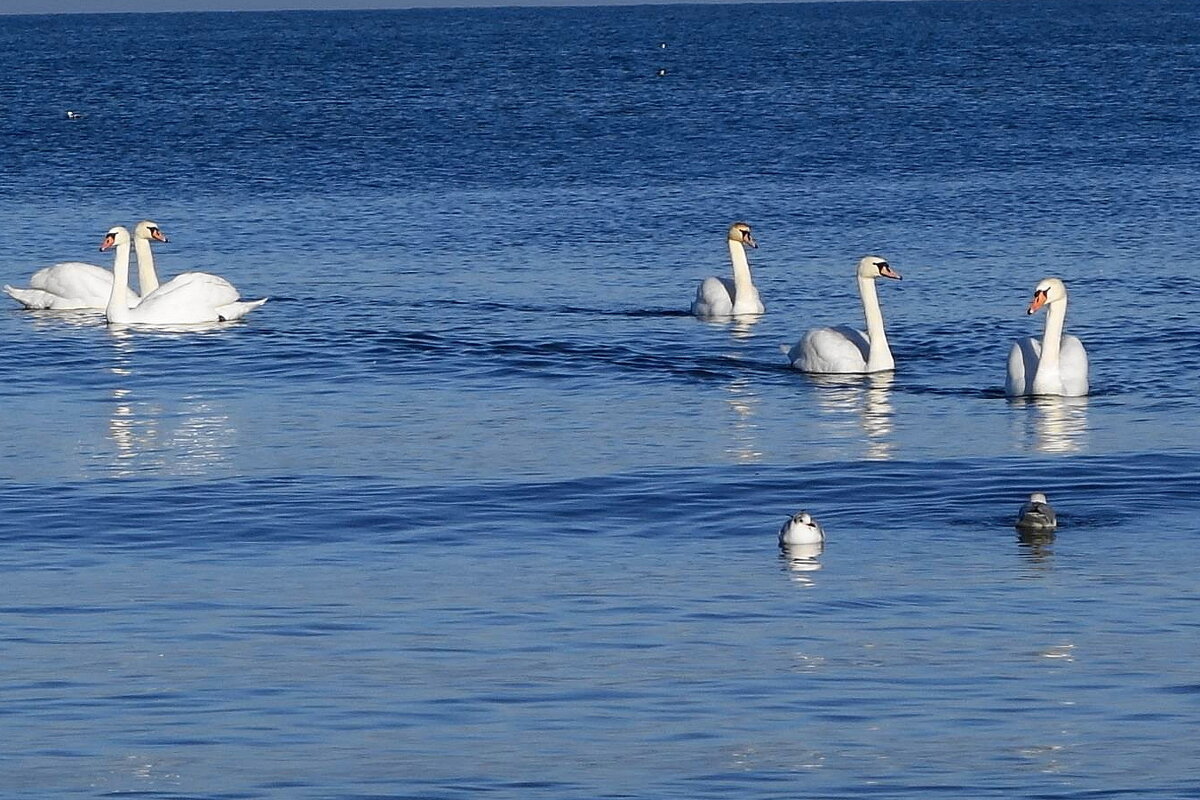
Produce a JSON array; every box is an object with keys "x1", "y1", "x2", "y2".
[{"x1": 2, "y1": 1, "x2": 1200, "y2": 797}]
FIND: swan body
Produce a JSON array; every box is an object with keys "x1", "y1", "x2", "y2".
[
  {"x1": 789, "y1": 256, "x2": 901, "y2": 374},
  {"x1": 4, "y1": 220, "x2": 167, "y2": 310},
  {"x1": 101, "y1": 226, "x2": 267, "y2": 325},
  {"x1": 1006, "y1": 277, "x2": 1088, "y2": 397},
  {"x1": 779, "y1": 511, "x2": 826, "y2": 546},
  {"x1": 691, "y1": 222, "x2": 763, "y2": 318},
  {"x1": 1015, "y1": 492, "x2": 1057, "y2": 531},
  {"x1": 5, "y1": 261, "x2": 136, "y2": 310}
]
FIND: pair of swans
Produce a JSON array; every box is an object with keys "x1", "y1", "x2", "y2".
[
  {"x1": 5, "y1": 221, "x2": 266, "y2": 325},
  {"x1": 4, "y1": 220, "x2": 167, "y2": 310},
  {"x1": 690, "y1": 225, "x2": 1088, "y2": 394},
  {"x1": 786, "y1": 266, "x2": 1087, "y2": 392},
  {"x1": 99, "y1": 225, "x2": 266, "y2": 325},
  {"x1": 689, "y1": 225, "x2": 901, "y2": 373}
]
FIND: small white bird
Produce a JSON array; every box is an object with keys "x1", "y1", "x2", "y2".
[
  {"x1": 65, "y1": 110, "x2": 83, "y2": 120},
  {"x1": 1015, "y1": 492, "x2": 1057, "y2": 531},
  {"x1": 779, "y1": 511, "x2": 826, "y2": 546}
]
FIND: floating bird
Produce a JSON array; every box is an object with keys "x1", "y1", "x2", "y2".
[
  {"x1": 690, "y1": 222, "x2": 762, "y2": 318},
  {"x1": 788, "y1": 256, "x2": 901, "y2": 374},
  {"x1": 1015, "y1": 492, "x2": 1058, "y2": 531},
  {"x1": 1006, "y1": 277, "x2": 1089, "y2": 397},
  {"x1": 656, "y1": 68, "x2": 667, "y2": 77},
  {"x1": 65, "y1": 110, "x2": 83, "y2": 120},
  {"x1": 779, "y1": 511, "x2": 826, "y2": 546}
]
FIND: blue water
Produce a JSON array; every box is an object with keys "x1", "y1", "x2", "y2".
[{"x1": 3, "y1": 1, "x2": 1200, "y2": 797}]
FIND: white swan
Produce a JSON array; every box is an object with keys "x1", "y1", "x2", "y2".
[
  {"x1": 4, "y1": 220, "x2": 167, "y2": 310},
  {"x1": 779, "y1": 511, "x2": 826, "y2": 546},
  {"x1": 100, "y1": 226, "x2": 267, "y2": 325},
  {"x1": 690, "y1": 222, "x2": 762, "y2": 318},
  {"x1": 788, "y1": 256, "x2": 901, "y2": 374},
  {"x1": 1005, "y1": 277, "x2": 1088, "y2": 397},
  {"x1": 1015, "y1": 492, "x2": 1057, "y2": 531}
]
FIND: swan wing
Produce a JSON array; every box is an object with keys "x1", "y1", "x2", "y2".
[
  {"x1": 790, "y1": 325, "x2": 869, "y2": 373},
  {"x1": 1005, "y1": 337, "x2": 1041, "y2": 397},
  {"x1": 691, "y1": 277, "x2": 734, "y2": 317},
  {"x1": 1058, "y1": 335, "x2": 1089, "y2": 396}
]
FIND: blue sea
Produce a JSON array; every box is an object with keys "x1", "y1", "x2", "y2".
[{"x1": 3, "y1": 0, "x2": 1200, "y2": 797}]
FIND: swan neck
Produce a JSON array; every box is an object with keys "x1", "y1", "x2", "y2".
[
  {"x1": 728, "y1": 240, "x2": 753, "y2": 289},
  {"x1": 859, "y1": 276, "x2": 893, "y2": 371},
  {"x1": 133, "y1": 236, "x2": 160, "y2": 295},
  {"x1": 1035, "y1": 297, "x2": 1067, "y2": 380},
  {"x1": 106, "y1": 241, "x2": 132, "y2": 323}
]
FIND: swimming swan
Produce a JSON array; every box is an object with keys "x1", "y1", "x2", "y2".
[
  {"x1": 1005, "y1": 277, "x2": 1088, "y2": 397},
  {"x1": 779, "y1": 511, "x2": 826, "y2": 546},
  {"x1": 690, "y1": 222, "x2": 763, "y2": 317},
  {"x1": 3, "y1": 221, "x2": 163, "y2": 310},
  {"x1": 1015, "y1": 492, "x2": 1057, "y2": 531},
  {"x1": 788, "y1": 256, "x2": 901, "y2": 374},
  {"x1": 100, "y1": 226, "x2": 267, "y2": 325}
]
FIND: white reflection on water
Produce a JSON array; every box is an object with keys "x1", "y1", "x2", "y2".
[
  {"x1": 1010, "y1": 396, "x2": 1089, "y2": 454},
  {"x1": 810, "y1": 372, "x2": 896, "y2": 460},
  {"x1": 724, "y1": 376, "x2": 763, "y2": 463},
  {"x1": 728, "y1": 315, "x2": 761, "y2": 340},
  {"x1": 780, "y1": 542, "x2": 824, "y2": 586},
  {"x1": 102, "y1": 329, "x2": 235, "y2": 477}
]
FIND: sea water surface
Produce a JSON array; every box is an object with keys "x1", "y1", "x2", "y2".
[{"x1": 2, "y1": 1, "x2": 1200, "y2": 797}]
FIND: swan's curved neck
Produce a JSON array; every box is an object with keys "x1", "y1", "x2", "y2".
[
  {"x1": 859, "y1": 276, "x2": 894, "y2": 371},
  {"x1": 1033, "y1": 297, "x2": 1067, "y2": 391},
  {"x1": 106, "y1": 241, "x2": 132, "y2": 324},
  {"x1": 133, "y1": 236, "x2": 160, "y2": 295},
  {"x1": 728, "y1": 240, "x2": 753, "y2": 289}
]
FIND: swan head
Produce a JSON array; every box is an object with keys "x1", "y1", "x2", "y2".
[
  {"x1": 779, "y1": 510, "x2": 825, "y2": 545},
  {"x1": 857, "y1": 256, "x2": 901, "y2": 281},
  {"x1": 99, "y1": 226, "x2": 131, "y2": 251},
  {"x1": 727, "y1": 222, "x2": 757, "y2": 249},
  {"x1": 133, "y1": 220, "x2": 169, "y2": 243},
  {"x1": 1026, "y1": 277, "x2": 1067, "y2": 315}
]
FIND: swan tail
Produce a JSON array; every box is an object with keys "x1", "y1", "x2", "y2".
[
  {"x1": 4, "y1": 285, "x2": 81, "y2": 310},
  {"x1": 216, "y1": 297, "x2": 268, "y2": 322}
]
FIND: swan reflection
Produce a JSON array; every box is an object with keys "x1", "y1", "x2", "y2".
[
  {"x1": 779, "y1": 542, "x2": 824, "y2": 585},
  {"x1": 1010, "y1": 396, "x2": 1088, "y2": 454},
  {"x1": 729, "y1": 314, "x2": 761, "y2": 340},
  {"x1": 103, "y1": 328, "x2": 235, "y2": 477},
  {"x1": 724, "y1": 376, "x2": 763, "y2": 463},
  {"x1": 810, "y1": 372, "x2": 896, "y2": 460}
]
